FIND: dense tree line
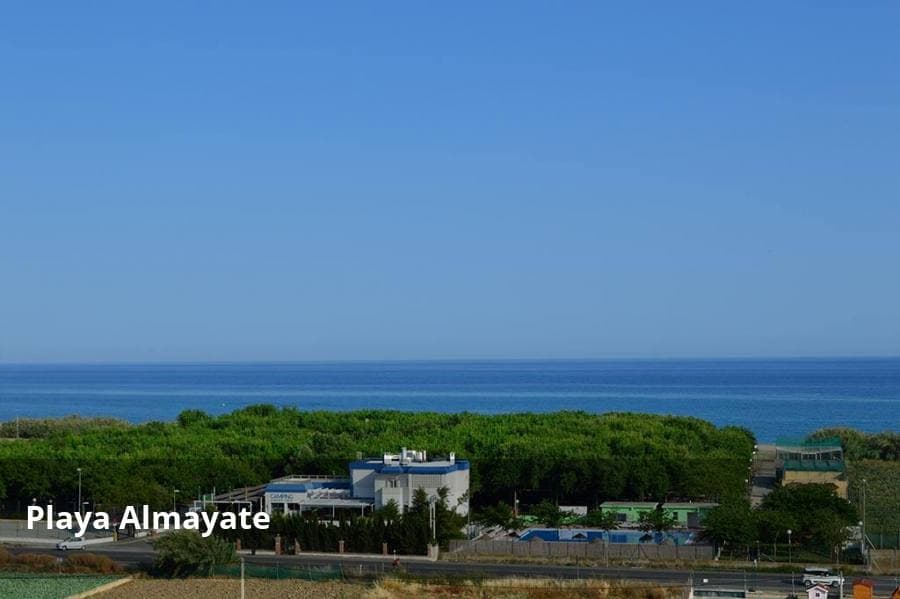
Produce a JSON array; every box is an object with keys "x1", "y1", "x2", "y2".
[{"x1": 0, "y1": 405, "x2": 754, "y2": 515}]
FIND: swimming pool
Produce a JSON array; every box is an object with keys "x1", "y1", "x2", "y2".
[{"x1": 517, "y1": 528, "x2": 697, "y2": 544}]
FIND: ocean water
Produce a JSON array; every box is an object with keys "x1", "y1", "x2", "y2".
[{"x1": 0, "y1": 359, "x2": 898, "y2": 440}]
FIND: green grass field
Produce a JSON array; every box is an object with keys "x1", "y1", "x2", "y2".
[{"x1": 0, "y1": 574, "x2": 119, "y2": 599}]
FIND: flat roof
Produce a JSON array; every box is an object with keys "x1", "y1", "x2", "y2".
[
  {"x1": 350, "y1": 459, "x2": 470, "y2": 474},
  {"x1": 600, "y1": 502, "x2": 718, "y2": 509}
]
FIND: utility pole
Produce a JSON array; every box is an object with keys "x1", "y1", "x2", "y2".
[
  {"x1": 861, "y1": 478, "x2": 866, "y2": 539},
  {"x1": 788, "y1": 528, "x2": 794, "y2": 598},
  {"x1": 77, "y1": 468, "x2": 83, "y2": 517},
  {"x1": 240, "y1": 556, "x2": 245, "y2": 599},
  {"x1": 173, "y1": 489, "x2": 180, "y2": 512}
]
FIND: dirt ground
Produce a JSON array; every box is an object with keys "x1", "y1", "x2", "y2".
[
  {"x1": 97, "y1": 577, "x2": 679, "y2": 599},
  {"x1": 97, "y1": 578, "x2": 364, "y2": 599}
]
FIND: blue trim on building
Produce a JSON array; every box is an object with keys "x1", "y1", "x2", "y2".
[{"x1": 349, "y1": 459, "x2": 470, "y2": 474}]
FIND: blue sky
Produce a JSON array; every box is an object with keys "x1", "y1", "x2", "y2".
[{"x1": 1, "y1": 2, "x2": 898, "y2": 361}]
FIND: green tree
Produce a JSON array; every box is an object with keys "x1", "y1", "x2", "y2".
[
  {"x1": 637, "y1": 504, "x2": 677, "y2": 535},
  {"x1": 153, "y1": 530, "x2": 235, "y2": 576},
  {"x1": 475, "y1": 502, "x2": 520, "y2": 530},
  {"x1": 176, "y1": 410, "x2": 211, "y2": 427},
  {"x1": 756, "y1": 509, "x2": 797, "y2": 545},
  {"x1": 377, "y1": 500, "x2": 401, "y2": 525},
  {"x1": 701, "y1": 500, "x2": 757, "y2": 550},
  {"x1": 433, "y1": 487, "x2": 465, "y2": 547},
  {"x1": 812, "y1": 510, "x2": 852, "y2": 562},
  {"x1": 582, "y1": 508, "x2": 619, "y2": 534},
  {"x1": 399, "y1": 488, "x2": 431, "y2": 555},
  {"x1": 531, "y1": 500, "x2": 565, "y2": 528},
  {"x1": 760, "y1": 483, "x2": 857, "y2": 544}
]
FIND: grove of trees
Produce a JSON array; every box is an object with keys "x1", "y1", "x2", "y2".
[{"x1": 0, "y1": 406, "x2": 755, "y2": 517}]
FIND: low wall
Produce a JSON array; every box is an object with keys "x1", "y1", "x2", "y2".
[{"x1": 449, "y1": 539, "x2": 714, "y2": 562}]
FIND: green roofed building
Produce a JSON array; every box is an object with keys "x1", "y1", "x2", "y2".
[
  {"x1": 775, "y1": 437, "x2": 847, "y2": 498},
  {"x1": 599, "y1": 501, "x2": 718, "y2": 529}
]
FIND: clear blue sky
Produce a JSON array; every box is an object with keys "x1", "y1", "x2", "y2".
[{"x1": 1, "y1": 2, "x2": 898, "y2": 362}]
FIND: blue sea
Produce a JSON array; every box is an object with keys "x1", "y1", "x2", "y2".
[{"x1": 0, "y1": 359, "x2": 898, "y2": 440}]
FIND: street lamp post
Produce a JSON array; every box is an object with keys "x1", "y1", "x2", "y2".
[
  {"x1": 787, "y1": 529, "x2": 794, "y2": 597},
  {"x1": 428, "y1": 497, "x2": 437, "y2": 544},
  {"x1": 754, "y1": 540, "x2": 760, "y2": 591},
  {"x1": 77, "y1": 468, "x2": 83, "y2": 517},
  {"x1": 173, "y1": 489, "x2": 180, "y2": 513}
]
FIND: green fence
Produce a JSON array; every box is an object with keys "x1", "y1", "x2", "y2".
[
  {"x1": 867, "y1": 530, "x2": 900, "y2": 550},
  {"x1": 211, "y1": 563, "x2": 343, "y2": 581}
]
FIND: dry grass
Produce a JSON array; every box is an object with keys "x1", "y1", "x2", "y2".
[
  {"x1": 97, "y1": 576, "x2": 680, "y2": 599},
  {"x1": 96, "y1": 578, "x2": 362, "y2": 599},
  {"x1": 370, "y1": 577, "x2": 680, "y2": 599}
]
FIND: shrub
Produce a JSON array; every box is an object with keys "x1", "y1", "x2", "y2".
[
  {"x1": 14, "y1": 553, "x2": 57, "y2": 572},
  {"x1": 154, "y1": 530, "x2": 236, "y2": 576},
  {"x1": 63, "y1": 552, "x2": 121, "y2": 574}
]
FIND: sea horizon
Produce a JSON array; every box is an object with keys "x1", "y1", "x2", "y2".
[
  {"x1": 2, "y1": 354, "x2": 899, "y2": 365},
  {"x1": 2, "y1": 357, "x2": 898, "y2": 441}
]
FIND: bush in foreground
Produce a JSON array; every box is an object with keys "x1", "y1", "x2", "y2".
[
  {"x1": 0, "y1": 550, "x2": 121, "y2": 574},
  {"x1": 154, "y1": 530, "x2": 236, "y2": 577},
  {"x1": 62, "y1": 552, "x2": 121, "y2": 574}
]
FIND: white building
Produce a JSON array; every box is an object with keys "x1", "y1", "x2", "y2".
[
  {"x1": 350, "y1": 448, "x2": 469, "y2": 516},
  {"x1": 260, "y1": 449, "x2": 470, "y2": 517}
]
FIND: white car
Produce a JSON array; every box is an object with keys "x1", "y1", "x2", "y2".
[
  {"x1": 802, "y1": 567, "x2": 843, "y2": 589},
  {"x1": 56, "y1": 536, "x2": 87, "y2": 551}
]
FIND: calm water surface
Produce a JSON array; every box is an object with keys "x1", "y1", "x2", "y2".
[{"x1": 0, "y1": 359, "x2": 897, "y2": 440}]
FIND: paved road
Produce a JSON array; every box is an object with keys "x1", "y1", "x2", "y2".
[{"x1": 5, "y1": 540, "x2": 896, "y2": 594}]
